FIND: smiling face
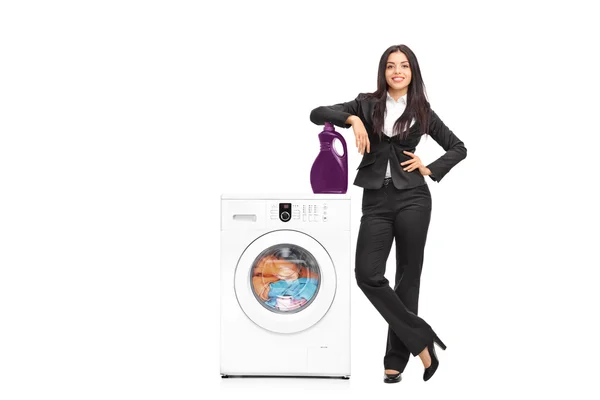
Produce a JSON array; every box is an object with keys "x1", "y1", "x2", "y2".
[{"x1": 385, "y1": 51, "x2": 412, "y2": 96}]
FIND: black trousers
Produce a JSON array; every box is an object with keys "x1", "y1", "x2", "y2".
[{"x1": 355, "y1": 181, "x2": 436, "y2": 372}]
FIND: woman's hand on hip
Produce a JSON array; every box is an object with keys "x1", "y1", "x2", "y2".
[
  {"x1": 401, "y1": 151, "x2": 431, "y2": 176},
  {"x1": 347, "y1": 116, "x2": 370, "y2": 155}
]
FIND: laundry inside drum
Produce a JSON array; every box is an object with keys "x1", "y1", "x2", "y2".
[{"x1": 250, "y1": 244, "x2": 321, "y2": 313}]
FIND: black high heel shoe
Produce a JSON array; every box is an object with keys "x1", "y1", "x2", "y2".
[
  {"x1": 423, "y1": 335, "x2": 447, "y2": 381},
  {"x1": 383, "y1": 370, "x2": 402, "y2": 384}
]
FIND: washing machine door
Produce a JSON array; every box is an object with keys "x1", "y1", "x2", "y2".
[{"x1": 234, "y1": 229, "x2": 336, "y2": 334}]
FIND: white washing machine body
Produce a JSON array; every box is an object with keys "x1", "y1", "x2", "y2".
[{"x1": 220, "y1": 194, "x2": 351, "y2": 378}]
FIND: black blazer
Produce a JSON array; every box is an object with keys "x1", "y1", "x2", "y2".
[{"x1": 310, "y1": 93, "x2": 467, "y2": 190}]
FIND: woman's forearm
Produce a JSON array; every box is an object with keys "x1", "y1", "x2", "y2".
[{"x1": 345, "y1": 115, "x2": 359, "y2": 125}]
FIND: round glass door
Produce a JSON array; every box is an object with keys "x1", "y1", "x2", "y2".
[
  {"x1": 251, "y1": 243, "x2": 321, "y2": 314},
  {"x1": 234, "y1": 230, "x2": 336, "y2": 334}
]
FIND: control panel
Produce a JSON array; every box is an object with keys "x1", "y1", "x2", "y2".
[
  {"x1": 221, "y1": 196, "x2": 350, "y2": 232},
  {"x1": 269, "y1": 201, "x2": 330, "y2": 223}
]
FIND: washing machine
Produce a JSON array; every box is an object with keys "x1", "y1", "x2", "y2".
[{"x1": 220, "y1": 194, "x2": 351, "y2": 378}]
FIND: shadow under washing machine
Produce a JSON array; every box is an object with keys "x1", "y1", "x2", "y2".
[{"x1": 220, "y1": 194, "x2": 351, "y2": 378}]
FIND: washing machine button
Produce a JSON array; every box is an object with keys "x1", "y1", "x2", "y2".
[{"x1": 280, "y1": 211, "x2": 291, "y2": 222}]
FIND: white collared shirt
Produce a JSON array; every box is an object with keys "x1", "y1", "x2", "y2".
[{"x1": 383, "y1": 92, "x2": 415, "y2": 178}]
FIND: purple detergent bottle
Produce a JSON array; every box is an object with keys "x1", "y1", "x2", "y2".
[{"x1": 310, "y1": 122, "x2": 348, "y2": 194}]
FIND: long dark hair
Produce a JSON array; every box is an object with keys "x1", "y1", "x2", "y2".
[{"x1": 365, "y1": 45, "x2": 430, "y2": 140}]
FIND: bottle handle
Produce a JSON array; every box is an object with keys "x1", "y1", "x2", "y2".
[
  {"x1": 323, "y1": 122, "x2": 347, "y2": 159},
  {"x1": 331, "y1": 131, "x2": 347, "y2": 159}
]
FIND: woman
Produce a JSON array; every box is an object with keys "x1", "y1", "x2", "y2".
[{"x1": 309, "y1": 44, "x2": 466, "y2": 383}]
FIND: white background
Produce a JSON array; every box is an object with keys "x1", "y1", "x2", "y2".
[{"x1": 1, "y1": 0, "x2": 599, "y2": 399}]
